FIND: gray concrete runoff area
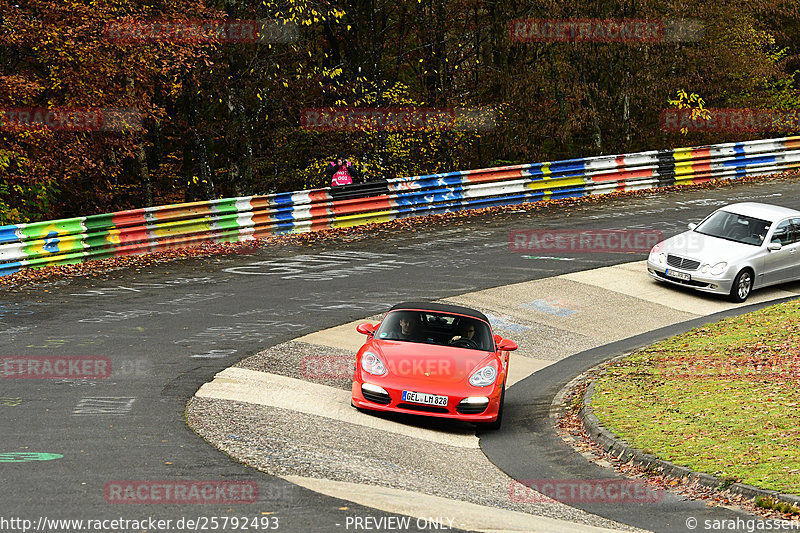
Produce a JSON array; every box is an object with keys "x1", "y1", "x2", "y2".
[{"x1": 190, "y1": 260, "x2": 800, "y2": 533}]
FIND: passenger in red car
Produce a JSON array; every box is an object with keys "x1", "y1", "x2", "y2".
[{"x1": 394, "y1": 312, "x2": 424, "y2": 341}]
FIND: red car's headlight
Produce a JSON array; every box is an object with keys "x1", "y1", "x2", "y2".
[
  {"x1": 469, "y1": 362, "x2": 497, "y2": 387},
  {"x1": 361, "y1": 351, "x2": 387, "y2": 376}
]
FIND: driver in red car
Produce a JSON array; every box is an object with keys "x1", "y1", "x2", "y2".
[{"x1": 449, "y1": 323, "x2": 476, "y2": 344}]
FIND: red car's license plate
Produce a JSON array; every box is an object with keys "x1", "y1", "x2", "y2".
[{"x1": 402, "y1": 390, "x2": 448, "y2": 407}]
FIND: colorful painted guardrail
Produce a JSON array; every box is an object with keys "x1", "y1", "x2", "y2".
[{"x1": 2, "y1": 135, "x2": 800, "y2": 276}]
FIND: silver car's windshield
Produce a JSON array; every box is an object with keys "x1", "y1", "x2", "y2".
[{"x1": 694, "y1": 210, "x2": 771, "y2": 246}]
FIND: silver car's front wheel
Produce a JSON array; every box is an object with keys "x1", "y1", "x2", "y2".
[{"x1": 729, "y1": 269, "x2": 753, "y2": 303}]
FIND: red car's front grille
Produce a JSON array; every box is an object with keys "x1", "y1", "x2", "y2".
[
  {"x1": 456, "y1": 403, "x2": 487, "y2": 414},
  {"x1": 361, "y1": 387, "x2": 391, "y2": 405}
]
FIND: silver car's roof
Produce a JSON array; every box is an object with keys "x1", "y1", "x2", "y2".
[{"x1": 718, "y1": 202, "x2": 800, "y2": 223}]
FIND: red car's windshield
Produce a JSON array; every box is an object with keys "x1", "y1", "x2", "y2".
[{"x1": 375, "y1": 310, "x2": 494, "y2": 351}]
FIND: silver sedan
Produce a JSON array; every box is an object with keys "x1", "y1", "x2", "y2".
[{"x1": 647, "y1": 202, "x2": 800, "y2": 302}]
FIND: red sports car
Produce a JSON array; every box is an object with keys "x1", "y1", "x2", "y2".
[{"x1": 351, "y1": 302, "x2": 517, "y2": 430}]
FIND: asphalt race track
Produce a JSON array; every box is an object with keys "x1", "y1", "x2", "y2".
[
  {"x1": 187, "y1": 260, "x2": 800, "y2": 532},
  {"x1": 2, "y1": 177, "x2": 799, "y2": 533}
]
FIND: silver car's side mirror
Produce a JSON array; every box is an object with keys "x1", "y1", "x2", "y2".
[
  {"x1": 688, "y1": 223, "x2": 697, "y2": 230},
  {"x1": 768, "y1": 242, "x2": 783, "y2": 251}
]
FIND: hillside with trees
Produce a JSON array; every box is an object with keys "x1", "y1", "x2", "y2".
[{"x1": 2, "y1": 0, "x2": 799, "y2": 222}]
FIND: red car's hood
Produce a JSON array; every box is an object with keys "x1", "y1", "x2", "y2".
[{"x1": 370, "y1": 340, "x2": 494, "y2": 384}]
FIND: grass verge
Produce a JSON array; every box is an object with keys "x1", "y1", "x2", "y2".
[{"x1": 592, "y1": 298, "x2": 800, "y2": 495}]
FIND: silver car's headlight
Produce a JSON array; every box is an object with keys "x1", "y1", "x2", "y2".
[
  {"x1": 361, "y1": 351, "x2": 387, "y2": 376},
  {"x1": 469, "y1": 364, "x2": 497, "y2": 387},
  {"x1": 700, "y1": 261, "x2": 727, "y2": 276},
  {"x1": 649, "y1": 245, "x2": 666, "y2": 265},
  {"x1": 650, "y1": 251, "x2": 666, "y2": 265}
]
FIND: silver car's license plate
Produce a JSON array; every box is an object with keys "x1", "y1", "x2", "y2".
[
  {"x1": 665, "y1": 269, "x2": 691, "y2": 281},
  {"x1": 402, "y1": 390, "x2": 448, "y2": 406}
]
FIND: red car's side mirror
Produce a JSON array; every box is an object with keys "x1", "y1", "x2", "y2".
[
  {"x1": 497, "y1": 339, "x2": 518, "y2": 351},
  {"x1": 356, "y1": 323, "x2": 376, "y2": 335}
]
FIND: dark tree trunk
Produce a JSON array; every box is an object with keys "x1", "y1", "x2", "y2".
[
  {"x1": 192, "y1": 130, "x2": 215, "y2": 201},
  {"x1": 136, "y1": 143, "x2": 153, "y2": 207}
]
